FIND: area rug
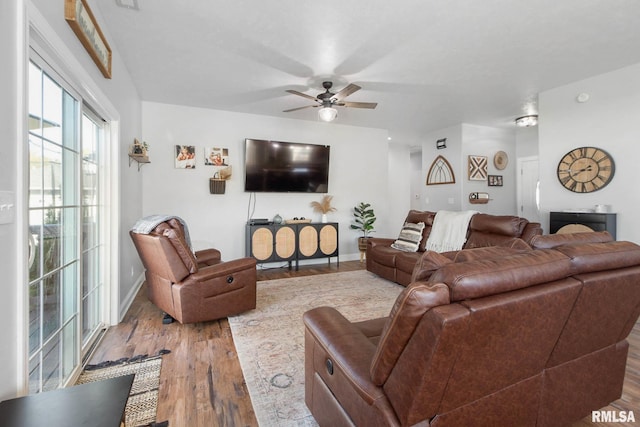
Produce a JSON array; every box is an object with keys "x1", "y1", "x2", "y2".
[
  {"x1": 76, "y1": 351, "x2": 170, "y2": 427},
  {"x1": 228, "y1": 270, "x2": 402, "y2": 426}
]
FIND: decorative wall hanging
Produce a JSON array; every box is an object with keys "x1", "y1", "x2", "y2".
[
  {"x1": 426, "y1": 155, "x2": 456, "y2": 185},
  {"x1": 436, "y1": 138, "x2": 447, "y2": 149},
  {"x1": 469, "y1": 192, "x2": 490, "y2": 204},
  {"x1": 64, "y1": 0, "x2": 112, "y2": 79},
  {"x1": 493, "y1": 151, "x2": 508, "y2": 170},
  {"x1": 128, "y1": 139, "x2": 150, "y2": 171},
  {"x1": 175, "y1": 145, "x2": 196, "y2": 169},
  {"x1": 468, "y1": 155, "x2": 488, "y2": 181},
  {"x1": 488, "y1": 175, "x2": 503, "y2": 187}
]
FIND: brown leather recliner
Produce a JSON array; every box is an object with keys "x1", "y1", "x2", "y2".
[{"x1": 130, "y1": 218, "x2": 257, "y2": 324}]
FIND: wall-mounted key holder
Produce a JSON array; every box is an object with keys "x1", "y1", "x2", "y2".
[{"x1": 469, "y1": 192, "x2": 490, "y2": 204}]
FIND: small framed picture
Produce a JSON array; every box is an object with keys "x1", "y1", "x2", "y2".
[
  {"x1": 436, "y1": 138, "x2": 447, "y2": 149},
  {"x1": 175, "y1": 145, "x2": 196, "y2": 169},
  {"x1": 488, "y1": 175, "x2": 503, "y2": 187}
]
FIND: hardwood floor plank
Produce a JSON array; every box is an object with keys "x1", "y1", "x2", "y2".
[{"x1": 90, "y1": 260, "x2": 639, "y2": 426}]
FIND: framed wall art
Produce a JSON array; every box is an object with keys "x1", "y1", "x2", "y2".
[
  {"x1": 175, "y1": 145, "x2": 196, "y2": 169},
  {"x1": 204, "y1": 147, "x2": 229, "y2": 166},
  {"x1": 64, "y1": 0, "x2": 112, "y2": 79},
  {"x1": 488, "y1": 175, "x2": 503, "y2": 187},
  {"x1": 426, "y1": 155, "x2": 456, "y2": 185},
  {"x1": 468, "y1": 155, "x2": 488, "y2": 181}
]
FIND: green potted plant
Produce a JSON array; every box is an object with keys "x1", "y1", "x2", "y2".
[{"x1": 350, "y1": 202, "x2": 376, "y2": 261}]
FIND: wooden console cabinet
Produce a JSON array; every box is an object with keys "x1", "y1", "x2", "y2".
[{"x1": 246, "y1": 222, "x2": 339, "y2": 270}]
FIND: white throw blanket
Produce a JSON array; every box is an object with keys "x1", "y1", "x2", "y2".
[
  {"x1": 131, "y1": 214, "x2": 192, "y2": 249},
  {"x1": 425, "y1": 210, "x2": 477, "y2": 253}
]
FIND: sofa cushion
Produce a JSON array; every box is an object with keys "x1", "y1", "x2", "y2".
[
  {"x1": 391, "y1": 222, "x2": 426, "y2": 252},
  {"x1": 369, "y1": 245, "x2": 400, "y2": 268},
  {"x1": 447, "y1": 246, "x2": 529, "y2": 263},
  {"x1": 469, "y1": 213, "x2": 528, "y2": 236},
  {"x1": 370, "y1": 282, "x2": 450, "y2": 385},
  {"x1": 410, "y1": 251, "x2": 453, "y2": 282},
  {"x1": 430, "y1": 250, "x2": 572, "y2": 301},
  {"x1": 553, "y1": 241, "x2": 640, "y2": 275},
  {"x1": 530, "y1": 231, "x2": 613, "y2": 250}
]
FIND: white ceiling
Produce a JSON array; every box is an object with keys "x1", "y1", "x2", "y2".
[{"x1": 96, "y1": 0, "x2": 640, "y2": 142}]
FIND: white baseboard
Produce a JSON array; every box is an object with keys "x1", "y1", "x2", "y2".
[{"x1": 118, "y1": 272, "x2": 145, "y2": 322}]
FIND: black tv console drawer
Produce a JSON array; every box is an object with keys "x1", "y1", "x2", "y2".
[{"x1": 549, "y1": 212, "x2": 616, "y2": 239}]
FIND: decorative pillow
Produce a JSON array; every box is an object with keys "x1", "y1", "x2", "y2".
[{"x1": 391, "y1": 222, "x2": 426, "y2": 252}]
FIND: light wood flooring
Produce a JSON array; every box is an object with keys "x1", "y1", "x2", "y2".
[{"x1": 89, "y1": 260, "x2": 640, "y2": 427}]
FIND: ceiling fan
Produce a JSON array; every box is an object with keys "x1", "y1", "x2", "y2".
[{"x1": 283, "y1": 81, "x2": 378, "y2": 122}]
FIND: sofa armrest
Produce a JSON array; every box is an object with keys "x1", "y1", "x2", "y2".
[
  {"x1": 304, "y1": 306, "x2": 385, "y2": 405},
  {"x1": 190, "y1": 257, "x2": 256, "y2": 282},
  {"x1": 195, "y1": 248, "x2": 222, "y2": 266},
  {"x1": 367, "y1": 238, "x2": 396, "y2": 248}
]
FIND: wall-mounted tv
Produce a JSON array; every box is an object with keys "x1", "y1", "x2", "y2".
[{"x1": 244, "y1": 139, "x2": 330, "y2": 193}]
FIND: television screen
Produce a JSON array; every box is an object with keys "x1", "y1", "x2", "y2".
[{"x1": 244, "y1": 139, "x2": 330, "y2": 193}]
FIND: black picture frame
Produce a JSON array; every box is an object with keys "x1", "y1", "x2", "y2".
[{"x1": 488, "y1": 175, "x2": 503, "y2": 187}]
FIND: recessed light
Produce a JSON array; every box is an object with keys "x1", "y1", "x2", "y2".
[
  {"x1": 576, "y1": 93, "x2": 590, "y2": 103},
  {"x1": 115, "y1": 0, "x2": 139, "y2": 10}
]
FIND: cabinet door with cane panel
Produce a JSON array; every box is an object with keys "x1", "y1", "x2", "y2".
[{"x1": 246, "y1": 222, "x2": 338, "y2": 270}]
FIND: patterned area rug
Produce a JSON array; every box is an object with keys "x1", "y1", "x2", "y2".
[
  {"x1": 228, "y1": 270, "x2": 402, "y2": 426},
  {"x1": 76, "y1": 351, "x2": 169, "y2": 427}
]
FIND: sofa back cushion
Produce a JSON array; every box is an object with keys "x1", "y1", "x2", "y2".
[
  {"x1": 383, "y1": 276, "x2": 582, "y2": 425},
  {"x1": 370, "y1": 282, "x2": 450, "y2": 385},
  {"x1": 130, "y1": 230, "x2": 191, "y2": 283},
  {"x1": 404, "y1": 210, "x2": 436, "y2": 251},
  {"x1": 546, "y1": 241, "x2": 640, "y2": 366},
  {"x1": 410, "y1": 251, "x2": 453, "y2": 282},
  {"x1": 152, "y1": 219, "x2": 198, "y2": 273},
  {"x1": 464, "y1": 213, "x2": 529, "y2": 249},
  {"x1": 430, "y1": 249, "x2": 572, "y2": 301},
  {"x1": 530, "y1": 230, "x2": 613, "y2": 250}
]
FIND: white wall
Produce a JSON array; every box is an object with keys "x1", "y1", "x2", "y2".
[
  {"x1": 141, "y1": 102, "x2": 394, "y2": 261},
  {"x1": 421, "y1": 124, "x2": 517, "y2": 215},
  {"x1": 538, "y1": 63, "x2": 640, "y2": 243},
  {"x1": 0, "y1": 0, "x2": 25, "y2": 400}
]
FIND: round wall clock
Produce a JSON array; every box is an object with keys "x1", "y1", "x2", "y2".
[{"x1": 556, "y1": 146, "x2": 615, "y2": 193}]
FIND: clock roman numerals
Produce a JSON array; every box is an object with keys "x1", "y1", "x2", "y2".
[{"x1": 557, "y1": 147, "x2": 615, "y2": 193}]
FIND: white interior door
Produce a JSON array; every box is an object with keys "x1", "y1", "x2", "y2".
[{"x1": 517, "y1": 156, "x2": 540, "y2": 224}]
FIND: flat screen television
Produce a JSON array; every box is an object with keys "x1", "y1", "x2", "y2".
[{"x1": 244, "y1": 139, "x2": 330, "y2": 193}]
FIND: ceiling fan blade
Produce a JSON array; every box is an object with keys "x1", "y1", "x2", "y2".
[
  {"x1": 283, "y1": 105, "x2": 316, "y2": 113},
  {"x1": 286, "y1": 89, "x2": 318, "y2": 102},
  {"x1": 342, "y1": 101, "x2": 378, "y2": 109},
  {"x1": 333, "y1": 83, "x2": 361, "y2": 101}
]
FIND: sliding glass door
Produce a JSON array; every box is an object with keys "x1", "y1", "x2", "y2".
[{"x1": 28, "y1": 56, "x2": 105, "y2": 393}]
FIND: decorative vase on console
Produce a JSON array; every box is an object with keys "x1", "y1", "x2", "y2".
[{"x1": 310, "y1": 195, "x2": 336, "y2": 224}]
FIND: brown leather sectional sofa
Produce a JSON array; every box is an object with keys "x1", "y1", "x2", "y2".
[
  {"x1": 367, "y1": 210, "x2": 543, "y2": 286},
  {"x1": 304, "y1": 231, "x2": 640, "y2": 426}
]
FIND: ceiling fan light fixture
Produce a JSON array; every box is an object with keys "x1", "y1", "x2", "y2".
[
  {"x1": 515, "y1": 114, "x2": 538, "y2": 127},
  {"x1": 318, "y1": 107, "x2": 338, "y2": 122}
]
